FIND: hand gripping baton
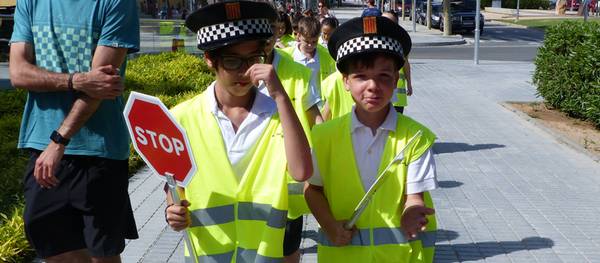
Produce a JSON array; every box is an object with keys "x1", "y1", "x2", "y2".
[
  {"x1": 166, "y1": 173, "x2": 198, "y2": 261},
  {"x1": 343, "y1": 130, "x2": 423, "y2": 230}
]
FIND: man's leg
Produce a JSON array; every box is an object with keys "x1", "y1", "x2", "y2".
[
  {"x1": 78, "y1": 157, "x2": 138, "y2": 261},
  {"x1": 45, "y1": 249, "x2": 90, "y2": 263},
  {"x1": 283, "y1": 216, "x2": 304, "y2": 263}
]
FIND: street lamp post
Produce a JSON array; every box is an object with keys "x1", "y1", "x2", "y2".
[
  {"x1": 474, "y1": 0, "x2": 481, "y2": 64},
  {"x1": 516, "y1": 0, "x2": 520, "y2": 21},
  {"x1": 412, "y1": 0, "x2": 417, "y2": 32}
]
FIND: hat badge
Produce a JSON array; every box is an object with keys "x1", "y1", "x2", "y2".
[
  {"x1": 363, "y1": 16, "x2": 377, "y2": 34},
  {"x1": 225, "y1": 2, "x2": 241, "y2": 20}
]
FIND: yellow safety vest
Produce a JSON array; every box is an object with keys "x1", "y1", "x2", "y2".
[
  {"x1": 171, "y1": 91, "x2": 288, "y2": 262},
  {"x1": 311, "y1": 113, "x2": 437, "y2": 263},
  {"x1": 393, "y1": 69, "x2": 408, "y2": 107},
  {"x1": 321, "y1": 71, "x2": 354, "y2": 120},
  {"x1": 274, "y1": 49, "x2": 313, "y2": 219},
  {"x1": 280, "y1": 45, "x2": 337, "y2": 100},
  {"x1": 279, "y1": 34, "x2": 295, "y2": 48}
]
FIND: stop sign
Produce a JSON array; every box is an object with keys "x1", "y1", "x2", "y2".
[{"x1": 123, "y1": 92, "x2": 196, "y2": 187}]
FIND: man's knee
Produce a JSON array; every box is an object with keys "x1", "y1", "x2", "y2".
[{"x1": 45, "y1": 249, "x2": 90, "y2": 263}]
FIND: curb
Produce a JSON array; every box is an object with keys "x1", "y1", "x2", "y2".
[
  {"x1": 412, "y1": 39, "x2": 467, "y2": 46},
  {"x1": 501, "y1": 102, "x2": 600, "y2": 163}
]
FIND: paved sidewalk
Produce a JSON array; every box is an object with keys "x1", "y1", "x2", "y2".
[{"x1": 122, "y1": 59, "x2": 600, "y2": 262}]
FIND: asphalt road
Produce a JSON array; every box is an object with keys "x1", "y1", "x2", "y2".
[{"x1": 411, "y1": 22, "x2": 545, "y2": 62}]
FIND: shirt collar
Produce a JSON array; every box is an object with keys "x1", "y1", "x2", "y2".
[
  {"x1": 207, "y1": 81, "x2": 276, "y2": 117},
  {"x1": 350, "y1": 104, "x2": 397, "y2": 134},
  {"x1": 292, "y1": 43, "x2": 318, "y2": 63}
]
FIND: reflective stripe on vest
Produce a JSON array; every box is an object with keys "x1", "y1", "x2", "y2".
[
  {"x1": 397, "y1": 88, "x2": 407, "y2": 94},
  {"x1": 190, "y1": 203, "x2": 287, "y2": 229},
  {"x1": 185, "y1": 247, "x2": 283, "y2": 263},
  {"x1": 318, "y1": 228, "x2": 437, "y2": 247},
  {"x1": 288, "y1": 182, "x2": 304, "y2": 195}
]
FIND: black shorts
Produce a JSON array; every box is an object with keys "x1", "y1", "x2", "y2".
[
  {"x1": 283, "y1": 216, "x2": 303, "y2": 256},
  {"x1": 23, "y1": 150, "x2": 138, "y2": 258}
]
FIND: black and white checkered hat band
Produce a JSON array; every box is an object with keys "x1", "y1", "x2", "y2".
[
  {"x1": 337, "y1": 36, "x2": 403, "y2": 60},
  {"x1": 197, "y1": 19, "x2": 272, "y2": 45}
]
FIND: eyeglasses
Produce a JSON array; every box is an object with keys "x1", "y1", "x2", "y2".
[{"x1": 219, "y1": 54, "x2": 266, "y2": 70}]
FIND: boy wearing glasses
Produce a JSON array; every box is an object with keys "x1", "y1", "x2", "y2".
[
  {"x1": 282, "y1": 16, "x2": 336, "y2": 102},
  {"x1": 164, "y1": 1, "x2": 312, "y2": 262},
  {"x1": 305, "y1": 16, "x2": 438, "y2": 263}
]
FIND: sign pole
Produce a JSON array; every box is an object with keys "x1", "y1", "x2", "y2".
[{"x1": 166, "y1": 173, "x2": 197, "y2": 261}]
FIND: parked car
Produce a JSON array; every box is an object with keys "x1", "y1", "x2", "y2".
[
  {"x1": 397, "y1": 0, "x2": 425, "y2": 18},
  {"x1": 416, "y1": 1, "x2": 483, "y2": 33}
]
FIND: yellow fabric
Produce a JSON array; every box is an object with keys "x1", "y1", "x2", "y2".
[
  {"x1": 171, "y1": 91, "x2": 288, "y2": 262},
  {"x1": 311, "y1": 112, "x2": 437, "y2": 263},
  {"x1": 321, "y1": 71, "x2": 354, "y2": 120},
  {"x1": 275, "y1": 49, "x2": 313, "y2": 219},
  {"x1": 393, "y1": 68, "x2": 407, "y2": 107},
  {"x1": 280, "y1": 45, "x2": 337, "y2": 100},
  {"x1": 279, "y1": 34, "x2": 295, "y2": 47}
]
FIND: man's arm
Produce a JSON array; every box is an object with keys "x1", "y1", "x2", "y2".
[
  {"x1": 31, "y1": 46, "x2": 128, "y2": 188},
  {"x1": 9, "y1": 42, "x2": 123, "y2": 99},
  {"x1": 403, "y1": 59, "x2": 412, "y2": 96}
]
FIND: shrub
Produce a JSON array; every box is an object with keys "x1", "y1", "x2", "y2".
[
  {"x1": 0, "y1": 89, "x2": 33, "y2": 262},
  {"x1": 0, "y1": 206, "x2": 31, "y2": 263},
  {"x1": 533, "y1": 20, "x2": 600, "y2": 127}
]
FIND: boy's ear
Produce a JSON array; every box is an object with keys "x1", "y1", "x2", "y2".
[
  {"x1": 204, "y1": 53, "x2": 216, "y2": 70},
  {"x1": 342, "y1": 74, "x2": 351, "y2": 91}
]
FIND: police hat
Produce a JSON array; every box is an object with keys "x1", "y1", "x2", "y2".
[
  {"x1": 185, "y1": 1, "x2": 277, "y2": 51},
  {"x1": 327, "y1": 16, "x2": 411, "y2": 70}
]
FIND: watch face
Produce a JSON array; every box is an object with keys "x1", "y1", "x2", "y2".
[{"x1": 50, "y1": 131, "x2": 69, "y2": 146}]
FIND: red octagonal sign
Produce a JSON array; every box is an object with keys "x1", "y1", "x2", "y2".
[{"x1": 123, "y1": 92, "x2": 196, "y2": 187}]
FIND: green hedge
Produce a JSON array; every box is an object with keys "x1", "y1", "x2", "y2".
[
  {"x1": 0, "y1": 51, "x2": 215, "y2": 261},
  {"x1": 533, "y1": 20, "x2": 600, "y2": 127}
]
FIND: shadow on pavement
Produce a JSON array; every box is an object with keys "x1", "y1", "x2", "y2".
[
  {"x1": 437, "y1": 180, "x2": 464, "y2": 188},
  {"x1": 433, "y1": 142, "x2": 505, "y2": 154},
  {"x1": 435, "y1": 237, "x2": 554, "y2": 262}
]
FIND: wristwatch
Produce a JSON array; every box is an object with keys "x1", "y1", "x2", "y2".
[{"x1": 50, "y1": 130, "x2": 70, "y2": 146}]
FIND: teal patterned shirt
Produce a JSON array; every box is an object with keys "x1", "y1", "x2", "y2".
[{"x1": 10, "y1": 0, "x2": 139, "y2": 160}]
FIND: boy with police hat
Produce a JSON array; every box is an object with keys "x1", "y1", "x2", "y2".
[
  {"x1": 305, "y1": 16, "x2": 438, "y2": 262},
  {"x1": 164, "y1": 1, "x2": 312, "y2": 262}
]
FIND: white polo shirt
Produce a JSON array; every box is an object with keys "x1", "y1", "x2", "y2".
[
  {"x1": 292, "y1": 44, "x2": 322, "y2": 100},
  {"x1": 207, "y1": 82, "x2": 277, "y2": 179},
  {"x1": 309, "y1": 106, "x2": 438, "y2": 194},
  {"x1": 259, "y1": 51, "x2": 321, "y2": 109}
]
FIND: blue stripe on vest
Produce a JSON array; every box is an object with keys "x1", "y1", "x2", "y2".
[
  {"x1": 318, "y1": 229, "x2": 370, "y2": 246},
  {"x1": 318, "y1": 228, "x2": 436, "y2": 247},
  {"x1": 238, "y1": 202, "x2": 288, "y2": 229},
  {"x1": 185, "y1": 251, "x2": 234, "y2": 263},
  {"x1": 190, "y1": 205, "x2": 235, "y2": 227},
  {"x1": 372, "y1": 227, "x2": 408, "y2": 245},
  {"x1": 236, "y1": 247, "x2": 283, "y2": 263},
  {"x1": 288, "y1": 182, "x2": 304, "y2": 195}
]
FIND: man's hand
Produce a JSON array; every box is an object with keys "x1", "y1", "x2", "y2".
[
  {"x1": 401, "y1": 205, "x2": 435, "y2": 239},
  {"x1": 245, "y1": 64, "x2": 285, "y2": 100},
  {"x1": 166, "y1": 200, "x2": 191, "y2": 232},
  {"x1": 406, "y1": 85, "x2": 413, "y2": 96},
  {"x1": 34, "y1": 142, "x2": 64, "y2": 188},
  {"x1": 323, "y1": 220, "x2": 355, "y2": 246},
  {"x1": 73, "y1": 65, "x2": 123, "y2": 99}
]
